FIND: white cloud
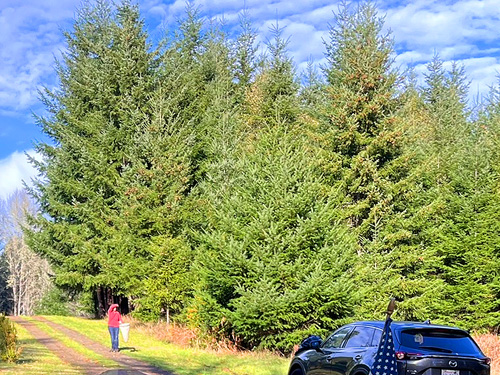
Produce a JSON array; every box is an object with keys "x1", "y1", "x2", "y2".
[
  {"x1": 0, "y1": 1, "x2": 77, "y2": 112},
  {"x1": 289, "y1": 26, "x2": 324, "y2": 62},
  {"x1": 1, "y1": 0, "x2": 500, "y2": 121},
  {"x1": 0, "y1": 150, "x2": 40, "y2": 201},
  {"x1": 380, "y1": 0, "x2": 500, "y2": 102},
  {"x1": 459, "y1": 57, "x2": 500, "y2": 100},
  {"x1": 395, "y1": 50, "x2": 432, "y2": 67},
  {"x1": 288, "y1": 3, "x2": 338, "y2": 25},
  {"x1": 384, "y1": 0, "x2": 500, "y2": 49}
]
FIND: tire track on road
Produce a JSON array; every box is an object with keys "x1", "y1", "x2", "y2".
[
  {"x1": 10, "y1": 316, "x2": 110, "y2": 375},
  {"x1": 33, "y1": 316, "x2": 174, "y2": 375}
]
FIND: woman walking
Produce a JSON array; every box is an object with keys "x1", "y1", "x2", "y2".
[{"x1": 107, "y1": 303, "x2": 122, "y2": 352}]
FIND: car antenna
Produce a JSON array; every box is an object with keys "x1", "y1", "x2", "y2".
[{"x1": 423, "y1": 319, "x2": 431, "y2": 324}]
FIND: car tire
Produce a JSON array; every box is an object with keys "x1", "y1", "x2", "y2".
[{"x1": 290, "y1": 368, "x2": 304, "y2": 375}]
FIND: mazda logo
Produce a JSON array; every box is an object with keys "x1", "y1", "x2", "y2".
[{"x1": 449, "y1": 361, "x2": 458, "y2": 368}]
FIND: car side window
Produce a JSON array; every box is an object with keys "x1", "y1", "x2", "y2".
[
  {"x1": 322, "y1": 327, "x2": 352, "y2": 349},
  {"x1": 345, "y1": 327, "x2": 376, "y2": 348},
  {"x1": 371, "y1": 328, "x2": 382, "y2": 347}
]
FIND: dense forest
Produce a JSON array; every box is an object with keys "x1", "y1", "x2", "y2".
[{"x1": 2, "y1": 0, "x2": 500, "y2": 352}]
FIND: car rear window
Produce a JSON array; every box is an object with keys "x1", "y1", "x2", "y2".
[{"x1": 398, "y1": 328, "x2": 480, "y2": 355}]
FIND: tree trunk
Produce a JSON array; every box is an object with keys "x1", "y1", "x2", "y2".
[{"x1": 95, "y1": 286, "x2": 106, "y2": 318}]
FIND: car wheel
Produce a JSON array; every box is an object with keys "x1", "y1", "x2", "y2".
[{"x1": 290, "y1": 368, "x2": 304, "y2": 375}]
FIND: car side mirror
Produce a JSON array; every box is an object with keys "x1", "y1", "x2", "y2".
[
  {"x1": 311, "y1": 339, "x2": 322, "y2": 350},
  {"x1": 299, "y1": 335, "x2": 323, "y2": 351}
]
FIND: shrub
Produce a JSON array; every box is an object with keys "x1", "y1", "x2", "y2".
[
  {"x1": 0, "y1": 314, "x2": 22, "y2": 362},
  {"x1": 34, "y1": 288, "x2": 70, "y2": 316}
]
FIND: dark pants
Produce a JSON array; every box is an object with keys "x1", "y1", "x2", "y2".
[{"x1": 109, "y1": 326, "x2": 119, "y2": 350}]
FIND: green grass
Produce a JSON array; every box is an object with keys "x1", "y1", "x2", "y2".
[
  {"x1": 0, "y1": 319, "x2": 82, "y2": 375},
  {"x1": 45, "y1": 315, "x2": 290, "y2": 375},
  {"x1": 23, "y1": 316, "x2": 118, "y2": 368}
]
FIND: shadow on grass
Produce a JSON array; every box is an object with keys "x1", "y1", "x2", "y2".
[
  {"x1": 124, "y1": 355, "x2": 245, "y2": 375},
  {"x1": 0, "y1": 338, "x2": 57, "y2": 367},
  {"x1": 14, "y1": 338, "x2": 49, "y2": 364},
  {"x1": 100, "y1": 370, "x2": 147, "y2": 375},
  {"x1": 13, "y1": 358, "x2": 36, "y2": 365},
  {"x1": 118, "y1": 347, "x2": 137, "y2": 352}
]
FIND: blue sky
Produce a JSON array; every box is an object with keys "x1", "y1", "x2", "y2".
[{"x1": 1, "y1": 0, "x2": 500, "y2": 200}]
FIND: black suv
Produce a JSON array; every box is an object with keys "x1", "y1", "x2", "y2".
[{"x1": 288, "y1": 321, "x2": 490, "y2": 375}]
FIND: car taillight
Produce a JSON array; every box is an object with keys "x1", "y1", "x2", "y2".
[
  {"x1": 395, "y1": 352, "x2": 405, "y2": 360},
  {"x1": 395, "y1": 351, "x2": 423, "y2": 360},
  {"x1": 481, "y1": 357, "x2": 491, "y2": 365}
]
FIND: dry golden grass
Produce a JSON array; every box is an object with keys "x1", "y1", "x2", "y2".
[
  {"x1": 127, "y1": 318, "x2": 197, "y2": 348},
  {"x1": 473, "y1": 333, "x2": 500, "y2": 375},
  {"x1": 123, "y1": 316, "x2": 241, "y2": 353}
]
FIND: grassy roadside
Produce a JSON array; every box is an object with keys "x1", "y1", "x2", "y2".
[
  {"x1": 45, "y1": 315, "x2": 290, "y2": 375},
  {"x1": 23, "y1": 316, "x2": 118, "y2": 368},
  {"x1": 0, "y1": 319, "x2": 82, "y2": 375}
]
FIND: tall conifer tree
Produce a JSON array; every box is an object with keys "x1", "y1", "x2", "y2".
[
  {"x1": 124, "y1": 9, "x2": 239, "y2": 321},
  {"x1": 190, "y1": 24, "x2": 356, "y2": 351},
  {"x1": 428, "y1": 68, "x2": 500, "y2": 328},
  {"x1": 27, "y1": 0, "x2": 157, "y2": 316},
  {"x1": 318, "y1": 2, "x2": 443, "y2": 319}
]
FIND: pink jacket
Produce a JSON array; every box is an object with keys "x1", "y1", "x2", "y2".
[{"x1": 107, "y1": 303, "x2": 122, "y2": 328}]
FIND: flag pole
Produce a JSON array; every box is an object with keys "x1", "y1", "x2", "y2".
[
  {"x1": 371, "y1": 298, "x2": 398, "y2": 375},
  {"x1": 386, "y1": 297, "x2": 396, "y2": 321}
]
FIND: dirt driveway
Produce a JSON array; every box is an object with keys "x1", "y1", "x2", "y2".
[{"x1": 10, "y1": 316, "x2": 174, "y2": 375}]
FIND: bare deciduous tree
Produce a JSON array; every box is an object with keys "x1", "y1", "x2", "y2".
[{"x1": 0, "y1": 190, "x2": 52, "y2": 315}]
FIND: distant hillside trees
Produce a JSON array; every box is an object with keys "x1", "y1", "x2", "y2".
[{"x1": 27, "y1": 0, "x2": 500, "y2": 352}]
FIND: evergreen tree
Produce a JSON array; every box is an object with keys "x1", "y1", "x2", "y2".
[
  {"x1": 233, "y1": 10, "x2": 259, "y2": 90},
  {"x1": 123, "y1": 10, "x2": 238, "y2": 321},
  {"x1": 27, "y1": 0, "x2": 158, "y2": 316},
  {"x1": 190, "y1": 25, "x2": 356, "y2": 351},
  {"x1": 0, "y1": 254, "x2": 11, "y2": 313},
  {"x1": 113, "y1": 70, "x2": 195, "y2": 321},
  {"x1": 429, "y1": 71, "x2": 500, "y2": 328},
  {"x1": 318, "y1": 2, "x2": 443, "y2": 319},
  {"x1": 300, "y1": 60, "x2": 327, "y2": 111},
  {"x1": 321, "y1": 1, "x2": 402, "y2": 238}
]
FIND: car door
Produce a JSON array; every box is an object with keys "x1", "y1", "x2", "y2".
[
  {"x1": 307, "y1": 326, "x2": 353, "y2": 375},
  {"x1": 333, "y1": 326, "x2": 379, "y2": 375},
  {"x1": 321, "y1": 326, "x2": 379, "y2": 375}
]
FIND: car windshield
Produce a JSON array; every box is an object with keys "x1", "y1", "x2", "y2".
[{"x1": 398, "y1": 328, "x2": 481, "y2": 355}]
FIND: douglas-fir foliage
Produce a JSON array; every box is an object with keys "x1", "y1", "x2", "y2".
[{"x1": 25, "y1": 0, "x2": 500, "y2": 352}]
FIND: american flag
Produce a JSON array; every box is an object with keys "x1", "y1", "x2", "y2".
[{"x1": 372, "y1": 317, "x2": 398, "y2": 375}]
